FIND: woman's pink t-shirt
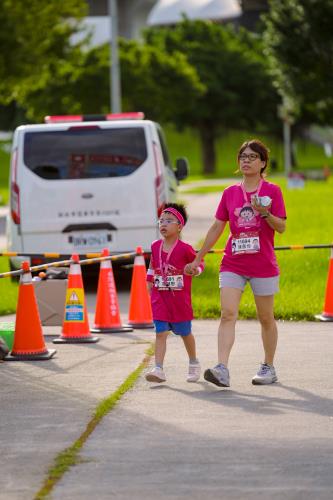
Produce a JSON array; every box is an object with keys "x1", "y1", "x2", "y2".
[
  {"x1": 215, "y1": 180, "x2": 286, "y2": 277},
  {"x1": 148, "y1": 239, "x2": 202, "y2": 322}
]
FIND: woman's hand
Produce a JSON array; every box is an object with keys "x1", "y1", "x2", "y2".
[
  {"x1": 184, "y1": 260, "x2": 201, "y2": 275},
  {"x1": 251, "y1": 196, "x2": 272, "y2": 216}
]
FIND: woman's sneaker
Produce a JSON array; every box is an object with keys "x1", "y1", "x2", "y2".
[
  {"x1": 187, "y1": 362, "x2": 201, "y2": 382},
  {"x1": 145, "y1": 366, "x2": 166, "y2": 383},
  {"x1": 252, "y1": 363, "x2": 277, "y2": 385},
  {"x1": 204, "y1": 363, "x2": 230, "y2": 387}
]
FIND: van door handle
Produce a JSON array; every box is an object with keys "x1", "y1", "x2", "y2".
[{"x1": 81, "y1": 193, "x2": 94, "y2": 199}]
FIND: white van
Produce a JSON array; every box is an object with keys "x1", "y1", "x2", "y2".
[{"x1": 7, "y1": 113, "x2": 188, "y2": 271}]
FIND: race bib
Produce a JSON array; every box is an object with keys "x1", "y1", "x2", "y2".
[
  {"x1": 231, "y1": 232, "x2": 260, "y2": 255},
  {"x1": 154, "y1": 274, "x2": 184, "y2": 290}
]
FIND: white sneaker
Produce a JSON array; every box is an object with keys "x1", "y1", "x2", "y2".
[
  {"x1": 187, "y1": 362, "x2": 201, "y2": 382},
  {"x1": 252, "y1": 363, "x2": 278, "y2": 385},
  {"x1": 145, "y1": 366, "x2": 166, "y2": 383}
]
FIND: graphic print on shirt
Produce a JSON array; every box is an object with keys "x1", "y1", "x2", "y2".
[
  {"x1": 232, "y1": 198, "x2": 261, "y2": 255},
  {"x1": 233, "y1": 203, "x2": 259, "y2": 228}
]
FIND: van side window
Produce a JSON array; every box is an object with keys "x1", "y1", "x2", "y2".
[
  {"x1": 157, "y1": 127, "x2": 171, "y2": 168},
  {"x1": 24, "y1": 128, "x2": 147, "y2": 180}
]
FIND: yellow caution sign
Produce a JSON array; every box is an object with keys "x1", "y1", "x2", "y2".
[{"x1": 64, "y1": 288, "x2": 85, "y2": 322}]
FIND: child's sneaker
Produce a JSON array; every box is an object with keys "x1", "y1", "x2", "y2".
[
  {"x1": 145, "y1": 366, "x2": 166, "y2": 383},
  {"x1": 252, "y1": 363, "x2": 277, "y2": 385},
  {"x1": 204, "y1": 363, "x2": 230, "y2": 387},
  {"x1": 187, "y1": 361, "x2": 201, "y2": 382}
]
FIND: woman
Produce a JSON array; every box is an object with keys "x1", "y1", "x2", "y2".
[{"x1": 185, "y1": 139, "x2": 287, "y2": 387}]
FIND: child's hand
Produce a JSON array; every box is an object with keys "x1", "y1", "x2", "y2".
[{"x1": 184, "y1": 264, "x2": 199, "y2": 276}]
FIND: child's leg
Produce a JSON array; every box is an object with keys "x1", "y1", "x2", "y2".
[
  {"x1": 155, "y1": 331, "x2": 169, "y2": 367},
  {"x1": 182, "y1": 333, "x2": 201, "y2": 382},
  {"x1": 181, "y1": 333, "x2": 197, "y2": 363}
]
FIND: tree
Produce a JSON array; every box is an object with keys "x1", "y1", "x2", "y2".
[
  {"x1": 0, "y1": 0, "x2": 87, "y2": 107},
  {"x1": 140, "y1": 19, "x2": 279, "y2": 174},
  {"x1": 263, "y1": 0, "x2": 333, "y2": 125}
]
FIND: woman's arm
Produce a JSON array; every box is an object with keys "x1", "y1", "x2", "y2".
[
  {"x1": 261, "y1": 212, "x2": 286, "y2": 234},
  {"x1": 185, "y1": 219, "x2": 226, "y2": 273}
]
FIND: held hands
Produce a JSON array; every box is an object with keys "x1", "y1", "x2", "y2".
[{"x1": 184, "y1": 260, "x2": 201, "y2": 276}]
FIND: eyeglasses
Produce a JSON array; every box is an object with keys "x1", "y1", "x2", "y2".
[
  {"x1": 239, "y1": 153, "x2": 260, "y2": 162},
  {"x1": 157, "y1": 219, "x2": 179, "y2": 226}
]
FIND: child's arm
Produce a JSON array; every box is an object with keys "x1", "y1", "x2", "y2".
[
  {"x1": 146, "y1": 257, "x2": 154, "y2": 293},
  {"x1": 184, "y1": 246, "x2": 205, "y2": 276}
]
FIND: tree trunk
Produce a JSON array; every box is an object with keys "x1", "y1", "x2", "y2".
[{"x1": 198, "y1": 124, "x2": 216, "y2": 175}]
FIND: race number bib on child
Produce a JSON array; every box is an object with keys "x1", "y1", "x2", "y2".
[
  {"x1": 231, "y1": 232, "x2": 260, "y2": 255},
  {"x1": 154, "y1": 274, "x2": 184, "y2": 290}
]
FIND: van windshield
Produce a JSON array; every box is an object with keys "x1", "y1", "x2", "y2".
[{"x1": 24, "y1": 127, "x2": 147, "y2": 180}]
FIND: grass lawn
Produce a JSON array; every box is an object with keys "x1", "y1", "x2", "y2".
[
  {"x1": 165, "y1": 126, "x2": 333, "y2": 177},
  {"x1": 0, "y1": 258, "x2": 18, "y2": 315},
  {"x1": 0, "y1": 142, "x2": 10, "y2": 205},
  {"x1": 191, "y1": 177, "x2": 333, "y2": 321}
]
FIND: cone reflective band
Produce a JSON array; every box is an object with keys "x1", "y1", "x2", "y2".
[
  {"x1": 315, "y1": 248, "x2": 333, "y2": 321},
  {"x1": 91, "y1": 249, "x2": 133, "y2": 333},
  {"x1": 127, "y1": 247, "x2": 154, "y2": 329},
  {"x1": 6, "y1": 262, "x2": 56, "y2": 361},
  {"x1": 53, "y1": 254, "x2": 99, "y2": 343}
]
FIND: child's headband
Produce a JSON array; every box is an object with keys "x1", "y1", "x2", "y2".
[{"x1": 162, "y1": 207, "x2": 185, "y2": 227}]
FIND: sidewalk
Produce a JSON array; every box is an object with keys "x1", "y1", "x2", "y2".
[{"x1": 1, "y1": 318, "x2": 333, "y2": 499}]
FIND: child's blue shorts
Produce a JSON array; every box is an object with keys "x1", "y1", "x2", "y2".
[{"x1": 154, "y1": 320, "x2": 192, "y2": 337}]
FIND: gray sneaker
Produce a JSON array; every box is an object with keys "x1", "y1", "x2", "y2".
[
  {"x1": 204, "y1": 363, "x2": 230, "y2": 387},
  {"x1": 252, "y1": 363, "x2": 278, "y2": 385}
]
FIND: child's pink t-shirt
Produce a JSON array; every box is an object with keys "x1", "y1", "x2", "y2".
[
  {"x1": 215, "y1": 180, "x2": 286, "y2": 277},
  {"x1": 147, "y1": 239, "x2": 203, "y2": 322}
]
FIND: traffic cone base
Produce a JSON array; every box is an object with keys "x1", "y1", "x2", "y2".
[
  {"x1": 91, "y1": 325, "x2": 133, "y2": 334},
  {"x1": 125, "y1": 321, "x2": 154, "y2": 329},
  {"x1": 6, "y1": 349, "x2": 56, "y2": 361},
  {"x1": 315, "y1": 313, "x2": 333, "y2": 322},
  {"x1": 53, "y1": 335, "x2": 99, "y2": 344}
]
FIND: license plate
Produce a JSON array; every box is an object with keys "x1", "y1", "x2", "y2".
[{"x1": 69, "y1": 232, "x2": 112, "y2": 249}]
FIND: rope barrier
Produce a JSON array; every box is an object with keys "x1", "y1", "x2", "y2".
[
  {"x1": 1, "y1": 243, "x2": 332, "y2": 260},
  {"x1": 0, "y1": 252, "x2": 137, "y2": 279},
  {"x1": 1, "y1": 244, "x2": 332, "y2": 279}
]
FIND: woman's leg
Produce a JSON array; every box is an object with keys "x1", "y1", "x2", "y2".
[
  {"x1": 254, "y1": 294, "x2": 277, "y2": 365},
  {"x1": 218, "y1": 287, "x2": 243, "y2": 366},
  {"x1": 154, "y1": 331, "x2": 169, "y2": 366}
]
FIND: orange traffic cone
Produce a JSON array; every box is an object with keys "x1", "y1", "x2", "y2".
[
  {"x1": 315, "y1": 249, "x2": 333, "y2": 321},
  {"x1": 53, "y1": 254, "x2": 99, "y2": 343},
  {"x1": 127, "y1": 246, "x2": 154, "y2": 329},
  {"x1": 91, "y1": 249, "x2": 133, "y2": 333},
  {"x1": 6, "y1": 262, "x2": 56, "y2": 361}
]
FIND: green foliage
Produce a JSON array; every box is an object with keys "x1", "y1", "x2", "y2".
[
  {"x1": 142, "y1": 19, "x2": 280, "y2": 173},
  {"x1": 145, "y1": 20, "x2": 279, "y2": 131},
  {"x1": 263, "y1": 0, "x2": 333, "y2": 125},
  {"x1": 120, "y1": 38, "x2": 205, "y2": 122},
  {"x1": 0, "y1": 0, "x2": 87, "y2": 117},
  {"x1": 191, "y1": 177, "x2": 333, "y2": 321}
]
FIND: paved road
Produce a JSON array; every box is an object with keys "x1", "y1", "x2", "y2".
[{"x1": 1, "y1": 320, "x2": 333, "y2": 500}]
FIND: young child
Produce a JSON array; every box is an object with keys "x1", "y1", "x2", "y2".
[{"x1": 145, "y1": 203, "x2": 204, "y2": 383}]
